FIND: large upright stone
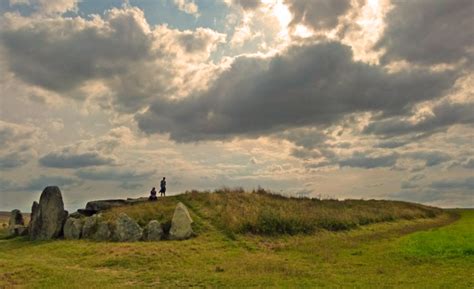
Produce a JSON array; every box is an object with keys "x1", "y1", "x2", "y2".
[
  {"x1": 8, "y1": 209, "x2": 27, "y2": 236},
  {"x1": 144, "y1": 220, "x2": 163, "y2": 241},
  {"x1": 29, "y1": 186, "x2": 68, "y2": 240},
  {"x1": 64, "y1": 217, "x2": 84, "y2": 240},
  {"x1": 169, "y1": 202, "x2": 194, "y2": 240},
  {"x1": 115, "y1": 213, "x2": 142, "y2": 242}
]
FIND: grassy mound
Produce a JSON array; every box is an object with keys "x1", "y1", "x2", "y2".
[{"x1": 102, "y1": 188, "x2": 443, "y2": 236}]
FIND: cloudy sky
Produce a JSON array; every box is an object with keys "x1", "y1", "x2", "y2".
[{"x1": 0, "y1": 0, "x2": 473, "y2": 211}]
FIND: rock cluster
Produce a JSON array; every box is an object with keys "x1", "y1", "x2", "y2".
[{"x1": 8, "y1": 187, "x2": 196, "y2": 242}]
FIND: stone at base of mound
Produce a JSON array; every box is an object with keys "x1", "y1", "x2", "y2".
[
  {"x1": 169, "y1": 202, "x2": 194, "y2": 240},
  {"x1": 93, "y1": 222, "x2": 112, "y2": 241},
  {"x1": 115, "y1": 213, "x2": 143, "y2": 242},
  {"x1": 144, "y1": 220, "x2": 163, "y2": 241},
  {"x1": 82, "y1": 215, "x2": 99, "y2": 239},
  {"x1": 64, "y1": 217, "x2": 84, "y2": 240}
]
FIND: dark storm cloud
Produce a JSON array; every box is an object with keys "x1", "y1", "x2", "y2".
[
  {"x1": 137, "y1": 41, "x2": 455, "y2": 142},
  {"x1": 363, "y1": 102, "x2": 474, "y2": 137},
  {"x1": 375, "y1": 140, "x2": 409, "y2": 149},
  {"x1": 0, "y1": 175, "x2": 81, "y2": 192},
  {"x1": 75, "y1": 167, "x2": 155, "y2": 182},
  {"x1": 232, "y1": 0, "x2": 261, "y2": 10},
  {"x1": 376, "y1": 0, "x2": 474, "y2": 65},
  {"x1": 39, "y1": 151, "x2": 115, "y2": 168},
  {"x1": 338, "y1": 152, "x2": 398, "y2": 169},
  {"x1": 430, "y1": 177, "x2": 474, "y2": 190},
  {"x1": 285, "y1": 0, "x2": 351, "y2": 30},
  {"x1": 403, "y1": 151, "x2": 451, "y2": 167},
  {"x1": 0, "y1": 8, "x2": 224, "y2": 113},
  {"x1": 0, "y1": 151, "x2": 29, "y2": 170},
  {"x1": 0, "y1": 7, "x2": 152, "y2": 93}
]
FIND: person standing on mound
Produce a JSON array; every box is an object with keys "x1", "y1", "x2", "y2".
[{"x1": 160, "y1": 177, "x2": 166, "y2": 197}]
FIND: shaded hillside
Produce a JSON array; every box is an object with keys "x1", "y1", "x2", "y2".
[{"x1": 103, "y1": 188, "x2": 443, "y2": 236}]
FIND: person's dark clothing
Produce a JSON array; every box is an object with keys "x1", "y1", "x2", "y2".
[
  {"x1": 160, "y1": 180, "x2": 166, "y2": 196},
  {"x1": 149, "y1": 188, "x2": 157, "y2": 201}
]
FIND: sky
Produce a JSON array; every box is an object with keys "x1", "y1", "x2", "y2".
[{"x1": 0, "y1": 0, "x2": 473, "y2": 212}]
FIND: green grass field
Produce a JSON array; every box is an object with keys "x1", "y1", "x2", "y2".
[{"x1": 0, "y1": 192, "x2": 472, "y2": 288}]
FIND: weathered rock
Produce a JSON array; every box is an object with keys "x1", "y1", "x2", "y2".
[
  {"x1": 76, "y1": 209, "x2": 97, "y2": 217},
  {"x1": 28, "y1": 201, "x2": 39, "y2": 234},
  {"x1": 64, "y1": 217, "x2": 84, "y2": 240},
  {"x1": 29, "y1": 186, "x2": 69, "y2": 240},
  {"x1": 169, "y1": 202, "x2": 194, "y2": 240},
  {"x1": 93, "y1": 222, "x2": 111, "y2": 241},
  {"x1": 82, "y1": 215, "x2": 100, "y2": 239},
  {"x1": 8, "y1": 209, "x2": 25, "y2": 236},
  {"x1": 115, "y1": 213, "x2": 142, "y2": 242},
  {"x1": 144, "y1": 220, "x2": 163, "y2": 241},
  {"x1": 85, "y1": 200, "x2": 128, "y2": 212}
]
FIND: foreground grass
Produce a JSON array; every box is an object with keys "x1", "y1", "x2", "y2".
[
  {"x1": 400, "y1": 209, "x2": 474, "y2": 258},
  {"x1": 0, "y1": 207, "x2": 472, "y2": 288}
]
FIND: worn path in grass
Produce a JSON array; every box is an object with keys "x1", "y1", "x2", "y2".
[{"x1": 0, "y1": 209, "x2": 472, "y2": 288}]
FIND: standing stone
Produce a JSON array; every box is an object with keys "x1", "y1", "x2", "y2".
[
  {"x1": 8, "y1": 209, "x2": 26, "y2": 236},
  {"x1": 64, "y1": 217, "x2": 84, "y2": 240},
  {"x1": 93, "y1": 222, "x2": 111, "y2": 241},
  {"x1": 28, "y1": 201, "x2": 39, "y2": 234},
  {"x1": 82, "y1": 215, "x2": 99, "y2": 239},
  {"x1": 29, "y1": 186, "x2": 69, "y2": 240},
  {"x1": 115, "y1": 213, "x2": 142, "y2": 242},
  {"x1": 169, "y1": 202, "x2": 194, "y2": 240},
  {"x1": 144, "y1": 220, "x2": 163, "y2": 241}
]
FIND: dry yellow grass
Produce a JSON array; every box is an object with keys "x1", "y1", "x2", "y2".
[{"x1": 102, "y1": 188, "x2": 442, "y2": 236}]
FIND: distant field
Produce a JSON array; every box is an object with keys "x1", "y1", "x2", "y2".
[
  {"x1": 0, "y1": 211, "x2": 30, "y2": 230},
  {"x1": 0, "y1": 192, "x2": 471, "y2": 288}
]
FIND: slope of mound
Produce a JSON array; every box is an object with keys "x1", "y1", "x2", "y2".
[{"x1": 102, "y1": 189, "x2": 443, "y2": 236}]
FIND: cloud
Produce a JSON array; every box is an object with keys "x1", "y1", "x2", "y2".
[
  {"x1": 338, "y1": 152, "x2": 398, "y2": 169},
  {"x1": 137, "y1": 41, "x2": 455, "y2": 142},
  {"x1": 231, "y1": 0, "x2": 262, "y2": 10},
  {"x1": 403, "y1": 151, "x2": 451, "y2": 167},
  {"x1": 376, "y1": 0, "x2": 474, "y2": 65},
  {"x1": 430, "y1": 177, "x2": 474, "y2": 190},
  {"x1": 9, "y1": 0, "x2": 80, "y2": 15},
  {"x1": 0, "y1": 151, "x2": 31, "y2": 170},
  {"x1": 0, "y1": 120, "x2": 39, "y2": 169},
  {"x1": 173, "y1": 0, "x2": 199, "y2": 15},
  {"x1": 363, "y1": 102, "x2": 474, "y2": 137},
  {"x1": 39, "y1": 150, "x2": 116, "y2": 168},
  {"x1": 75, "y1": 167, "x2": 156, "y2": 182},
  {"x1": 286, "y1": 0, "x2": 352, "y2": 30},
  {"x1": 0, "y1": 7, "x2": 225, "y2": 113},
  {"x1": 0, "y1": 174, "x2": 81, "y2": 192},
  {"x1": 0, "y1": 120, "x2": 37, "y2": 147}
]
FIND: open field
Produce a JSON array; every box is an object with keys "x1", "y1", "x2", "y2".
[{"x1": 0, "y1": 191, "x2": 472, "y2": 288}]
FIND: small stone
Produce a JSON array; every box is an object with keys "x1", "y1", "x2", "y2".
[
  {"x1": 93, "y1": 222, "x2": 111, "y2": 241},
  {"x1": 64, "y1": 217, "x2": 84, "y2": 240},
  {"x1": 115, "y1": 213, "x2": 143, "y2": 242},
  {"x1": 144, "y1": 220, "x2": 163, "y2": 241},
  {"x1": 82, "y1": 215, "x2": 99, "y2": 239}
]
